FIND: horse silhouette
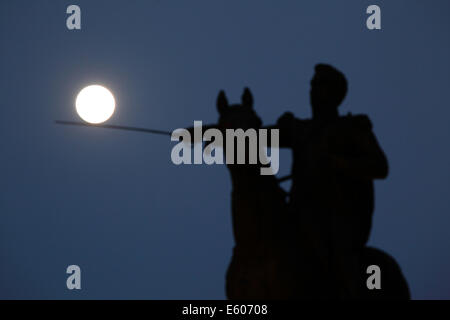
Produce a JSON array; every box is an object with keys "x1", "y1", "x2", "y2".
[{"x1": 213, "y1": 89, "x2": 298, "y2": 299}]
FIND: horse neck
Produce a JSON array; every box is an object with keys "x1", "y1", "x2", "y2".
[{"x1": 227, "y1": 165, "x2": 265, "y2": 191}]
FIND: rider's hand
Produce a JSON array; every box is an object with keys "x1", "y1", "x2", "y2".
[{"x1": 276, "y1": 112, "x2": 295, "y2": 129}]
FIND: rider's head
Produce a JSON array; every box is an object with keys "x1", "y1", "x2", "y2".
[{"x1": 310, "y1": 64, "x2": 347, "y2": 118}]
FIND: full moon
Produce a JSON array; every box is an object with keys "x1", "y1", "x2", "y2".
[{"x1": 76, "y1": 85, "x2": 115, "y2": 124}]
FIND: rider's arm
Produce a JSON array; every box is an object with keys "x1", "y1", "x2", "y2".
[{"x1": 332, "y1": 116, "x2": 388, "y2": 180}]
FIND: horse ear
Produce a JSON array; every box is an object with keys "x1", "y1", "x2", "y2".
[
  {"x1": 242, "y1": 87, "x2": 253, "y2": 108},
  {"x1": 217, "y1": 90, "x2": 228, "y2": 114}
]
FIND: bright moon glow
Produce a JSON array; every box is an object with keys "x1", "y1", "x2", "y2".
[{"x1": 76, "y1": 85, "x2": 115, "y2": 124}]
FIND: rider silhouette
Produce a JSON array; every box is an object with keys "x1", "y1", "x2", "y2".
[{"x1": 276, "y1": 64, "x2": 389, "y2": 298}]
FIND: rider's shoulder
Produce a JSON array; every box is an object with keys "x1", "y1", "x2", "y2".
[{"x1": 339, "y1": 112, "x2": 372, "y2": 131}]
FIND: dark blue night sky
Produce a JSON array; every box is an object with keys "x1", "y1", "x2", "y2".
[{"x1": 1, "y1": 0, "x2": 449, "y2": 299}]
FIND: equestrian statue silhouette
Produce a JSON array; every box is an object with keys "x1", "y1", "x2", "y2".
[{"x1": 183, "y1": 64, "x2": 410, "y2": 299}]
